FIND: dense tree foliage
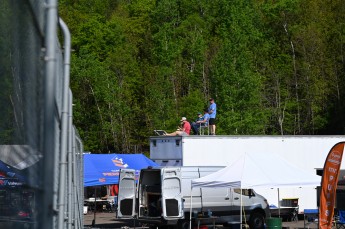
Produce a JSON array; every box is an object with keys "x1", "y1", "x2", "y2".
[{"x1": 59, "y1": 0, "x2": 345, "y2": 153}]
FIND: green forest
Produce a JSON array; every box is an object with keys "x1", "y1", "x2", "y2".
[{"x1": 59, "y1": 0, "x2": 345, "y2": 154}]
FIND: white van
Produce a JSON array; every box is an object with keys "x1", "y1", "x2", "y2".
[{"x1": 117, "y1": 166, "x2": 270, "y2": 229}]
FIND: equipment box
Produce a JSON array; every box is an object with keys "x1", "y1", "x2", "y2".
[{"x1": 281, "y1": 198, "x2": 298, "y2": 207}]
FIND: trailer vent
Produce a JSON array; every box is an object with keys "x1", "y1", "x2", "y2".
[{"x1": 175, "y1": 140, "x2": 180, "y2": 146}]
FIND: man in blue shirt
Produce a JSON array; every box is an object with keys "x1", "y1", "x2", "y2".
[
  {"x1": 192, "y1": 109, "x2": 210, "y2": 135},
  {"x1": 208, "y1": 98, "x2": 217, "y2": 135},
  {"x1": 191, "y1": 112, "x2": 203, "y2": 135}
]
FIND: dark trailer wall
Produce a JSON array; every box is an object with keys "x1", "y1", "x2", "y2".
[{"x1": 0, "y1": 1, "x2": 84, "y2": 229}]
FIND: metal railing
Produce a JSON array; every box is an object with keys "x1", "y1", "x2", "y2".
[{"x1": 0, "y1": 1, "x2": 83, "y2": 228}]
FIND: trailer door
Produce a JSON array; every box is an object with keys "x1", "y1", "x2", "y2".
[
  {"x1": 117, "y1": 169, "x2": 136, "y2": 218},
  {"x1": 161, "y1": 167, "x2": 184, "y2": 219}
]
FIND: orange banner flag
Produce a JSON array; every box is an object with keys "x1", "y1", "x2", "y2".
[{"x1": 319, "y1": 142, "x2": 344, "y2": 229}]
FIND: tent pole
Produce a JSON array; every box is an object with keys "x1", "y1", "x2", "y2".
[
  {"x1": 190, "y1": 189, "x2": 193, "y2": 229},
  {"x1": 92, "y1": 187, "x2": 96, "y2": 226},
  {"x1": 278, "y1": 188, "x2": 280, "y2": 218},
  {"x1": 240, "y1": 188, "x2": 243, "y2": 228}
]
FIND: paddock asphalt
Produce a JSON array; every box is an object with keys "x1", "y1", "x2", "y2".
[{"x1": 83, "y1": 212, "x2": 319, "y2": 229}]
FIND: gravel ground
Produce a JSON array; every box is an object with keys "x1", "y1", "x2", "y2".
[{"x1": 83, "y1": 212, "x2": 319, "y2": 229}]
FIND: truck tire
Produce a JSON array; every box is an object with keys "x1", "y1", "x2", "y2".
[
  {"x1": 249, "y1": 212, "x2": 265, "y2": 229},
  {"x1": 176, "y1": 220, "x2": 191, "y2": 229}
]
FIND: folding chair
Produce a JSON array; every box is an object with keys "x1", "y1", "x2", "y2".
[
  {"x1": 290, "y1": 207, "x2": 299, "y2": 222},
  {"x1": 199, "y1": 123, "x2": 209, "y2": 135},
  {"x1": 154, "y1": 130, "x2": 167, "y2": 136},
  {"x1": 335, "y1": 210, "x2": 345, "y2": 229}
]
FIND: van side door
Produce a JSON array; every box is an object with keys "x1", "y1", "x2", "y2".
[
  {"x1": 117, "y1": 169, "x2": 136, "y2": 218},
  {"x1": 161, "y1": 167, "x2": 184, "y2": 220},
  {"x1": 199, "y1": 167, "x2": 232, "y2": 213},
  {"x1": 231, "y1": 189, "x2": 255, "y2": 218}
]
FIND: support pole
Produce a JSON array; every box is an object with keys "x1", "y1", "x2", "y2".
[
  {"x1": 278, "y1": 188, "x2": 281, "y2": 217},
  {"x1": 57, "y1": 17, "x2": 71, "y2": 229},
  {"x1": 92, "y1": 187, "x2": 97, "y2": 226},
  {"x1": 42, "y1": 0, "x2": 58, "y2": 228}
]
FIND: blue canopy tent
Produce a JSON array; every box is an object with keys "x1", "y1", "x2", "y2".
[
  {"x1": 0, "y1": 160, "x2": 26, "y2": 187},
  {"x1": 84, "y1": 153, "x2": 158, "y2": 187},
  {"x1": 84, "y1": 153, "x2": 158, "y2": 226}
]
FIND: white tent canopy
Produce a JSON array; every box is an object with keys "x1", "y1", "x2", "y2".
[
  {"x1": 189, "y1": 152, "x2": 321, "y2": 228},
  {"x1": 191, "y1": 152, "x2": 321, "y2": 189}
]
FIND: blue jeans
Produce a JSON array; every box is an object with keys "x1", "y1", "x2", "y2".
[{"x1": 191, "y1": 122, "x2": 206, "y2": 135}]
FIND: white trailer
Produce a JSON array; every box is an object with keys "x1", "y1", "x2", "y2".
[{"x1": 149, "y1": 135, "x2": 345, "y2": 213}]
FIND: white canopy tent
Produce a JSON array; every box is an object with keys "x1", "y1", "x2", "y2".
[{"x1": 190, "y1": 152, "x2": 321, "y2": 227}]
